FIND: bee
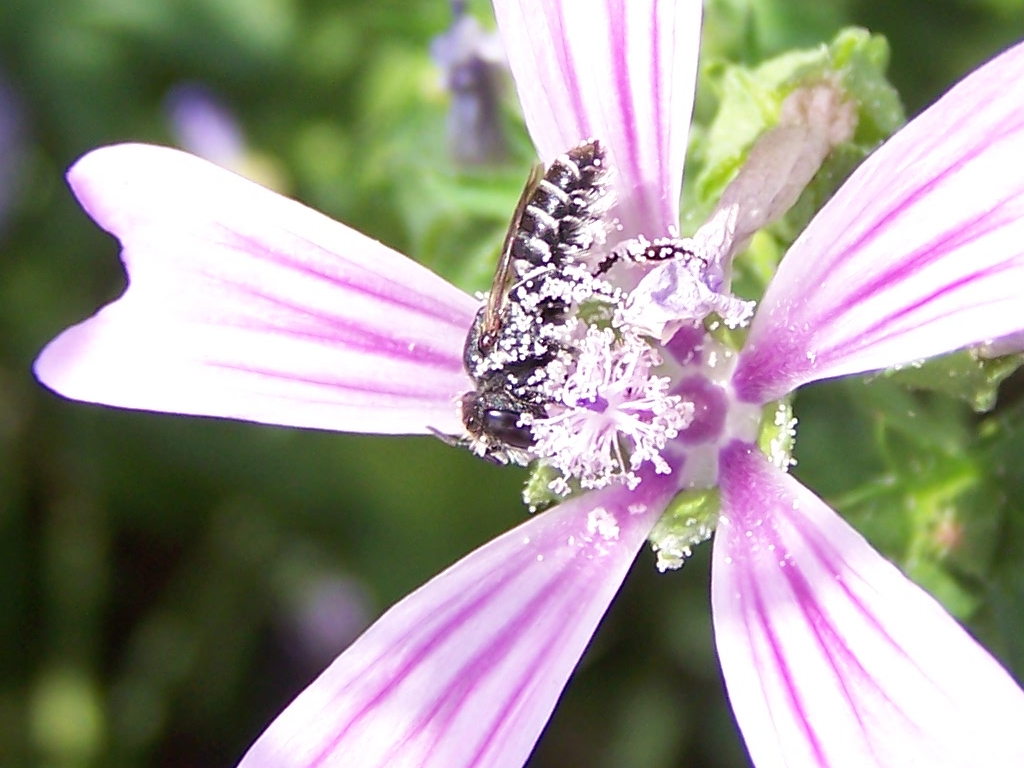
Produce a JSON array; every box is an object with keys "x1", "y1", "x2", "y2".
[{"x1": 458, "y1": 139, "x2": 612, "y2": 463}]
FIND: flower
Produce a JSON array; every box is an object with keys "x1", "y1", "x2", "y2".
[
  {"x1": 0, "y1": 72, "x2": 25, "y2": 236},
  {"x1": 165, "y1": 83, "x2": 248, "y2": 172},
  {"x1": 33, "y1": 1, "x2": 1024, "y2": 767},
  {"x1": 430, "y1": 0, "x2": 509, "y2": 165}
]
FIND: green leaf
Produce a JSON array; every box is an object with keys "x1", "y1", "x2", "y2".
[
  {"x1": 521, "y1": 464, "x2": 565, "y2": 513},
  {"x1": 648, "y1": 488, "x2": 720, "y2": 571},
  {"x1": 878, "y1": 349, "x2": 1024, "y2": 413},
  {"x1": 693, "y1": 27, "x2": 904, "y2": 212}
]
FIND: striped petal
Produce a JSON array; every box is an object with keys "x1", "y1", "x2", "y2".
[
  {"x1": 492, "y1": 0, "x2": 702, "y2": 237},
  {"x1": 712, "y1": 441, "x2": 1024, "y2": 768},
  {"x1": 980, "y1": 328, "x2": 1024, "y2": 358},
  {"x1": 733, "y1": 41, "x2": 1024, "y2": 403},
  {"x1": 34, "y1": 144, "x2": 477, "y2": 435},
  {"x1": 236, "y1": 475, "x2": 675, "y2": 768}
]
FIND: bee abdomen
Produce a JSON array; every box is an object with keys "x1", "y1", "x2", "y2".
[
  {"x1": 531, "y1": 180, "x2": 569, "y2": 218},
  {"x1": 511, "y1": 140, "x2": 609, "y2": 272},
  {"x1": 511, "y1": 234, "x2": 552, "y2": 267},
  {"x1": 520, "y1": 205, "x2": 560, "y2": 245}
]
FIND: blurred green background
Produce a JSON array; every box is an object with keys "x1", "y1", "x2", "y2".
[{"x1": 3, "y1": 1, "x2": 1024, "y2": 766}]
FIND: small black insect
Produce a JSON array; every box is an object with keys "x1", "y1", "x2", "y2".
[
  {"x1": 631, "y1": 237, "x2": 700, "y2": 264},
  {"x1": 459, "y1": 139, "x2": 612, "y2": 463}
]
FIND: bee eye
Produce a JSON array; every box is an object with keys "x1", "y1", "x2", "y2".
[
  {"x1": 482, "y1": 409, "x2": 535, "y2": 448},
  {"x1": 478, "y1": 330, "x2": 498, "y2": 354}
]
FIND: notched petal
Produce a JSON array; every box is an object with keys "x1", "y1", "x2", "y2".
[{"x1": 35, "y1": 144, "x2": 477, "y2": 435}]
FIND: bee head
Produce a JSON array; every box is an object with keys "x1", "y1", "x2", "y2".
[{"x1": 460, "y1": 389, "x2": 539, "y2": 454}]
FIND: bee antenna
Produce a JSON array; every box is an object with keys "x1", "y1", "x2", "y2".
[{"x1": 427, "y1": 426, "x2": 464, "y2": 448}]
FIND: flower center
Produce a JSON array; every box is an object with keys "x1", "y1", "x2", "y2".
[
  {"x1": 674, "y1": 375, "x2": 728, "y2": 444},
  {"x1": 455, "y1": 142, "x2": 769, "y2": 500},
  {"x1": 521, "y1": 234, "x2": 761, "y2": 498}
]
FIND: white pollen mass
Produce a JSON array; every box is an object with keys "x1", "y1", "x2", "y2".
[{"x1": 586, "y1": 507, "x2": 620, "y2": 541}]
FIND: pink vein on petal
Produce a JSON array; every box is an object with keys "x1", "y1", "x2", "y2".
[
  {"x1": 733, "y1": 546, "x2": 830, "y2": 767},
  {"x1": 814, "y1": 109, "x2": 1012, "y2": 283},
  {"x1": 554, "y1": 2, "x2": 591, "y2": 143},
  {"x1": 649, "y1": 0, "x2": 671, "y2": 232},
  {"x1": 608, "y1": 0, "x2": 641, "y2": 206},
  {"x1": 810, "y1": 197, "x2": 1021, "y2": 364},
  {"x1": 311, "y1": 557, "x2": 531, "y2": 766},
  {"x1": 731, "y1": 507, "x2": 923, "y2": 768},
  {"x1": 817, "y1": 184, "x2": 1014, "y2": 328},
  {"x1": 210, "y1": 280, "x2": 460, "y2": 367},
  {"x1": 220, "y1": 227, "x2": 473, "y2": 328},
  {"x1": 376, "y1": 573, "x2": 576, "y2": 767}
]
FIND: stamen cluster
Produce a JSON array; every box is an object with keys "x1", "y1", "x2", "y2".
[{"x1": 530, "y1": 325, "x2": 693, "y2": 493}]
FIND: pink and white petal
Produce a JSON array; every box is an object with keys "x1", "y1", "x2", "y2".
[
  {"x1": 979, "y1": 328, "x2": 1024, "y2": 358},
  {"x1": 34, "y1": 144, "x2": 477, "y2": 435},
  {"x1": 712, "y1": 440, "x2": 1024, "y2": 768},
  {"x1": 236, "y1": 475, "x2": 676, "y2": 768},
  {"x1": 733, "y1": 41, "x2": 1024, "y2": 404},
  {"x1": 492, "y1": 0, "x2": 702, "y2": 237}
]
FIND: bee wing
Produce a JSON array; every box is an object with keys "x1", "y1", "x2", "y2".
[{"x1": 483, "y1": 161, "x2": 545, "y2": 337}]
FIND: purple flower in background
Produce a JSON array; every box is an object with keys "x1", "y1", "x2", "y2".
[
  {"x1": 282, "y1": 572, "x2": 373, "y2": 668},
  {"x1": 33, "y1": 1, "x2": 1024, "y2": 766},
  {"x1": 0, "y1": 73, "x2": 26, "y2": 235},
  {"x1": 165, "y1": 83, "x2": 247, "y2": 172},
  {"x1": 164, "y1": 82, "x2": 284, "y2": 190},
  {"x1": 431, "y1": 0, "x2": 508, "y2": 164}
]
